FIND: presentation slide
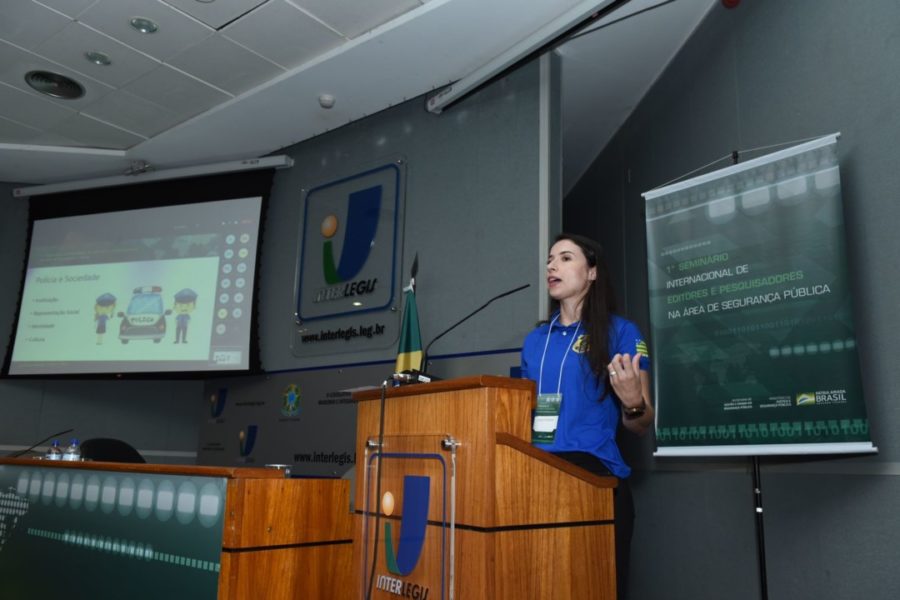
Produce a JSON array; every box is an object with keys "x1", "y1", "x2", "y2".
[{"x1": 7, "y1": 196, "x2": 262, "y2": 375}]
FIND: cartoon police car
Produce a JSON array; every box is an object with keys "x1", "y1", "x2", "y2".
[{"x1": 117, "y1": 286, "x2": 172, "y2": 343}]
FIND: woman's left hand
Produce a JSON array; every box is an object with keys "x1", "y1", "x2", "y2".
[
  {"x1": 607, "y1": 352, "x2": 643, "y2": 409},
  {"x1": 608, "y1": 352, "x2": 654, "y2": 435}
]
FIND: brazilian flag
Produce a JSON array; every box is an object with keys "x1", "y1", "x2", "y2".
[{"x1": 395, "y1": 287, "x2": 423, "y2": 373}]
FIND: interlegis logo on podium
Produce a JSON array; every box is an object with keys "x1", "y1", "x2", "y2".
[{"x1": 375, "y1": 475, "x2": 432, "y2": 598}]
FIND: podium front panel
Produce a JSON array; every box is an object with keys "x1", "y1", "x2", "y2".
[{"x1": 359, "y1": 434, "x2": 457, "y2": 600}]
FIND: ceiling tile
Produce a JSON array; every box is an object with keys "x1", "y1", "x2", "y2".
[
  {"x1": 122, "y1": 64, "x2": 231, "y2": 117},
  {"x1": 28, "y1": 130, "x2": 82, "y2": 147},
  {"x1": 162, "y1": 0, "x2": 268, "y2": 30},
  {"x1": 35, "y1": 0, "x2": 99, "y2": 19},
  {"x1": 0, "y1": 115, "x2": 42, "y2": 144},
  {"x1": 0, "y1": 81, "x2": 76, "y2": 130},
  {"x1": 292, "y1": 0, "x2": 422, "y2": 39},
  {"x1": 168, "y1": 34, "x2": 283, "y2": 95},
  {"x1": 35, "y1": 22, "x2": 161, "y2": 88},
  {"x1": 81, "y1": 89, "x2": 183, "y2": 137},
  {"x1": 0, "y1": 39, "x2": 114, "y2": 111},
  {"x1": 47, "y1": 112, "x2": 145, "y2": 149},
  {"x1": 0, "y1": 1, "x2": 72, "y2": 50},
  {"x1": 223, "y1": 0, "x2": 344, "y2": 69},
  {"x1": 78, "y1": 0, "x2": 214, "y2": 62}
]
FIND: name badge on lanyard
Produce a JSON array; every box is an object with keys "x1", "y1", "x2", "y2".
[
  {"x1": 532, "y1": 393, "x2": 562, "y2": 443},
  {"x1": 531, "y1": 318, "x2": 580, "y2": 445}
]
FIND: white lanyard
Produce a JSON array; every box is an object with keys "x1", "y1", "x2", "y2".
[{"x1": 537, "y1": 315, "x2": 581, "y2": 395}]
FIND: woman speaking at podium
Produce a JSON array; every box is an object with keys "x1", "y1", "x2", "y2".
[{"x1": 520, "y1": 233, "x2": 654, "y2": 599}]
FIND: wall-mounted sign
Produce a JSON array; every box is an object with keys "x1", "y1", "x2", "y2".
[{"x1": 293, "y1": 160, "x2": 405, "y2": 357}]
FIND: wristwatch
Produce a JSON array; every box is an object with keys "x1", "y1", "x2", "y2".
[{"x1": 623, "y1": 403, "x2": 646, "y2": 419}]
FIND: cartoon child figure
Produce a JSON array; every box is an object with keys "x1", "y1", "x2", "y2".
[
  {"x1": 94, "y1": 293, "x2": 116, "y2": 345},
  {"x1": 173, "y1": 288, "x2": 198, "y2": 344}
]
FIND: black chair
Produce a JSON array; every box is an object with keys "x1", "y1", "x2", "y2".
[{"x1": 80, "y1": 438, "x2": 146, "y2": 463}]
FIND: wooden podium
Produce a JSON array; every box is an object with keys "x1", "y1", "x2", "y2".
[
  {"x1": 352, "y1": 375, "x2": 617, "y2": 600},
  {"x1": 0, "y1": 458, "x2": 352, "y2": 599}
]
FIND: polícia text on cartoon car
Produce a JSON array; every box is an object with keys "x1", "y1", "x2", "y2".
[{"x1": 117, "y1": 286, "x2": 172, "y2": 343}]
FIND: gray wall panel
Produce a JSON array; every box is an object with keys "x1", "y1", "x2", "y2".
[
  {"x1": 565, "y1": 1, "x2": 900, "y2": 598},
  {"x1": 764, "y1": 472, "x2": 900, "y2": 599},
  {"x1": 631, "y1": 470, "x2": 759, "y2": 600}
]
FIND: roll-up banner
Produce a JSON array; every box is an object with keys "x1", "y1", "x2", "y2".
[{"x1": 643, "y1": 134, "x2": 876, "y2": 456}]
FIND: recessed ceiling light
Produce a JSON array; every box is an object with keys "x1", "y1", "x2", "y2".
[
  {"x1": 129, "y1": 17, "x2": 159, "y2": 34},
  {"x1": 85, "y1": 51, "x2": 112, "y2": 66},
  {"x1": 24, "y1": 70, "x2": 85, "y2": 100}
]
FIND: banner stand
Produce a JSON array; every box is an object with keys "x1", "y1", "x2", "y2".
[
  {"x1": 643, "y1": 139, "x2": 882, "y2": 600},
  {"x1": 644, "y1": 133, "x2": 876, "y2": 460},
  {"x1": 733, "y1": 150, "x2": 769, "y2": 600},
  {"x1": 751, "y1": 456, "x2": 768, "y2": 600}
]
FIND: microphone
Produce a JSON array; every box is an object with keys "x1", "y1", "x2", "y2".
[
  {"x1": 418, "y1": 283, "x2": 530, "y2": 374},
  {"x1": 8, "y1": 428, "x2": 75, "y2": 458}
]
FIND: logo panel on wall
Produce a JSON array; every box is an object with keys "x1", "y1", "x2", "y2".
[
  {"x1": 238, "y1": 425, "x2": 258, "y2": 462},
  {"x1": 208, "y1": 388, "x2": 227, "y2": 421},
  {"x1": 293, "y1": 159, "x2": 406, "y2": 357}
]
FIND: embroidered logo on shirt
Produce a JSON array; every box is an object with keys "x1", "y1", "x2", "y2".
[
  {"x1": 635, "y1": 339, "x2": 649, "y2": 358},
  {"x1": 572, "y1": 334, "x2": 589, "y2": 353}
]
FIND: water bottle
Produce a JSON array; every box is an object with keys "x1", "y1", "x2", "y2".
[
  {"x1": 62, "y1": 438, "x2": 81, "y2": 461},
  {"x1": 45, "y1": 440, "x2": 62, "y2": 461}
]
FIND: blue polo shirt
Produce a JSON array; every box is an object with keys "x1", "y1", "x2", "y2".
[{"x1": 520, "y1": 314, "x2": 649, "y2": 479}]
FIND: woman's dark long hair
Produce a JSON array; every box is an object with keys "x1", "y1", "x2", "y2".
[{"x1": 547, "y1": 233, "x2": 617, "y2": 385}]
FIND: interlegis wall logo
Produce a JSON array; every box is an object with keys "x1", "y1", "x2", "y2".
[
  {"x1": 297, "y1": 162, "x2": 402, "y2": 323},
  {"x1": 209, "y1": 388, "x2": 227, "y2": 419},
  {"x1": 321, "y1": 185, "x2": 381, "y2": 285},
  {"x1": 313, "y1": 185, "x2": 382, "y2": 305},
  {"x1": 238, "y1": 425, "x2": 258, "y2": 457}
]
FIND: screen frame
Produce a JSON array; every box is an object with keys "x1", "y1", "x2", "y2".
[{"x1": 1, "y1": 169, "x2": 274, "y2": 379}]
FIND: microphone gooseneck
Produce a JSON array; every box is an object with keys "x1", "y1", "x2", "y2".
[
  {"x1": 364, "y1": 377, "x2": 393, "y2": 600},
  {"x1": 8, "y1": 428, "x2": 75, "y2": 458},
  {"x1": 419, "y1": 283, "x2": 530, "y2": 372}
]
